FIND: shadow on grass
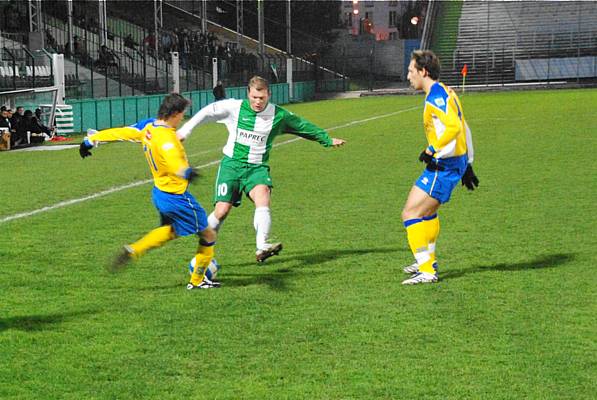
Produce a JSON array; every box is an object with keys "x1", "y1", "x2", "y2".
[
  {"x1": 441, "y1": 253, "x2": 576, "y2": 281},
  {"x1": 129, "y1": 248, "x2": 402, "y2": 291},
  {"x1": 0, "y1": 310, "x2": 98, "y2": 333},
  {"x1": 221, "y1": 247, "x2": 401, "y2": 290},
  {"x1": 222, "y1": 268, "x2": 305, "y2": 291},
  {"x1": 227, "y1": 247, "x2": 402, "y2": 268}
]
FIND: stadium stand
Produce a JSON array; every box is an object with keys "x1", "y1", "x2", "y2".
[
  {"x1": 424, "y1": 0, "x2": 597, "y2": 86},
  {"x1": 0, "y1": 0, "x2": 342, "y2": 98}
]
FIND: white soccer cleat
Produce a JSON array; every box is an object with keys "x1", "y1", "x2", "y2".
[
  {"x1": 186, "y1": 277, "x2": 221, "y2": 290},
  {"x1": 256, "y1": 242, "x2": 283, "y2": 263},
  {"x1": 403, "y1": 262, "x2": 419, "y2": 274},
  {"x1": 401, "y1": 272, "x2": 438, "y2": 285}
]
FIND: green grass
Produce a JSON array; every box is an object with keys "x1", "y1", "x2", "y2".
[{"x1": 1, "y1": 89, "x2": 596, "y2": 399}]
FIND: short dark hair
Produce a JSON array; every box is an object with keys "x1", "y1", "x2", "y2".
[
  {"x1": 157, "y1": 93, "x2": 190, "y2": 119},
  {"x1": 411, "y1": 50, "x2": 441, "y2": 80}
]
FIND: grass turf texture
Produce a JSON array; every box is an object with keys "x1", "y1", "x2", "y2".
[{"x1": 1, "y1": 89, "x2": 595, "y2": 399}]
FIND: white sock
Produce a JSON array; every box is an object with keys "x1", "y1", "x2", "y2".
[
  {"x1": 428, "y1": 242, "x2": 436, "y2": 253},
  {"x1": 413, "y1": 249, "x2": 431, "y2": 266},
  {"x1": 254, "y1": 206, "x2": 271, "y2": 250},
  {"x1": 208, "y1": 212, "x2": 223, "y2": 233},
  {"x1": 413, "y1": 242, "x2": 436, "y2": 266}
]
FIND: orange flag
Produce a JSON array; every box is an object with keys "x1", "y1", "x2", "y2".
[{"x1": 461, "y1": 64, "x2": 468, "y2": 77}]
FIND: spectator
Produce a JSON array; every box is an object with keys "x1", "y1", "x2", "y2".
[
  {"x1": 10, "y1": 106, "x2": 24, "y2": 129},
  {"x1": 2, "y1": 107, "x2": 23, "y2": 147},
  {"x1": 0, "y1": 106, "x2": 10, "y2": 150},
  {"x1": 19, "y1": 110, "x2": 45, "y2": 144},
  {"x1": 73, "y1": 35, "x2": 82, "y2": 55},
  {"x1": 143, "y1": 33, "x2": 156, "y2": 57},
  {"x1": 124, "y1": 33, "x2": 136, "y2": 49},
  {"x1": 64, "y1": 39, "x2": 72, "y2": 58},
  {"x1": 160, "y1": 31, "x2": 173, "y2": 57},
  {"x1": 97, "y1": 45, "x2": 117, "y2": 73},
  {"x1": 72, "y1": 35, "x2": 91, "y2": 65},
  {"x1": 34, "y1": 108, "x2": 53, "y2": 138},
  {"x1": 0, "y1": 107, "x2": 11, "y2": 131},
  {"x1": 45, "y1": 29, "x2": 57, "y2": 51},
  {"x1": 212, "y1": 80, "x2": 226, "y2": 101}
]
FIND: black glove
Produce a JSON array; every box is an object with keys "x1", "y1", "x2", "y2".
[
  {"x1": 419, "y1": 150, "x2": 433, "y2": 164},
  {"x1": 186, "y1": 168, "x2": 200, "y2": 184},
  {"x1": 461, "y1": 164, "x2": 479, "y2": 191},
  {"x1": 79, "y1": 139, "x2": 93, "y2": 158}
]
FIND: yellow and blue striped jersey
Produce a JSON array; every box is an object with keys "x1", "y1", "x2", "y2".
[
  {"x1": 87, "y1": 118, "x2": 191, "y2": 194},
  {"x1": 423, "y1": 82, "x2": 468, "y2": 160}
]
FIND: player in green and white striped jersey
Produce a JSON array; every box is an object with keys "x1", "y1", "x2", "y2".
[{"x1": 177, "y1": 76, "x2": 345, "y2": 262}]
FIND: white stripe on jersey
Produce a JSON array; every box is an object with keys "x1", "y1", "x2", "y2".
[
  {"x1": 221, "y1": 100, "x2": 242, "y2": 158},
  {"x1": 247, "y1": 103, "x2": 275, "y2": 164},
  {"x1": 432, "y1": 115, "x2": 457, "y2": 158}
]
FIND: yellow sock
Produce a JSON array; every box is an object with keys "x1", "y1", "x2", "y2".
[
  {"x1": 129, "y1": 225, "x2": 175, "y2": 258},
  {"x1": 404, "y1": 218, "x2": 436, "y2": 275},
  {"x1": 422, "y1": 214, "x2": 440, "y2": 267},
  {"x1": 190, "y1": 243, "x2": 215, "y2": 285}
]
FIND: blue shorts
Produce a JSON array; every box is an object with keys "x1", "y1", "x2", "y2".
[
  {"x1": 415, "y1": 158, "x2": 467, "y2": 204},
  {"x1": 151, "y1": 187, "x2": 208, "y2": 236}
]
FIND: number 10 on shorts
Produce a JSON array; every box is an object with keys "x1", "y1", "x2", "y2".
[{"x1": 218, "y1": 183, "x2": 228, "y2": 196}]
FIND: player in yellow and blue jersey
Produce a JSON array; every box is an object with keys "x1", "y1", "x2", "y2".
[
  {"x1": 401, "y1": 50, "x2": 479, "y2": 285},
  {"x1": 78, "y1": 93, "x2": 219, "y2": 289}
]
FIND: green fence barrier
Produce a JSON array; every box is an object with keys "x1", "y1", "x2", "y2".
[
  {"x1": 68, "y1": 81, "x2": 317, "y2": 133},
  {"x1": 292, "y1": 81, "x2": 316, "y2": 102},
  {"x1": 319, "y1": 79, "x2": 346, "y2": 93}
]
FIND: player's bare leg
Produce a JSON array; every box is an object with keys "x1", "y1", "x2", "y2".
[
  {"x1": 250, "y1": 184, "x2": 282, "y2": 262},
  {"x1": 208, "y1": 201, "x2": 233, "y2": 233}
]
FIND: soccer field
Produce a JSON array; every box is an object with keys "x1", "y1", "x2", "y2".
[{"x1": 1, "y1": 89, "x2": 595, "y2": 399}]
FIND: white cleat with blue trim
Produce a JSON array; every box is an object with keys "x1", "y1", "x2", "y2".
[
  {"x1": 402, "y1": 272, "x2": 438, "y2": 285},
  {"x1": 403, "y1": 262, "x2": 419, "y2": 274}
]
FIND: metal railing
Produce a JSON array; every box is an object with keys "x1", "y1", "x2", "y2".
[{"x1": 428, "y1": 0, "x2": 597, "y2": 86}]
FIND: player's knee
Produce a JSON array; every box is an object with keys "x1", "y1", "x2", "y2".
[
  {"x1": 401, "y1": 206, "x2": 420, "y2": 222},
  {"x1": 401, "y1": 208, "x2": 413, "y2": 222},
  {"x1": 250, "y1": 186, "x2": 271, "y2": 207},
  {"x1": 215, "y1": 201, "x2": 232, "y2": 215}
]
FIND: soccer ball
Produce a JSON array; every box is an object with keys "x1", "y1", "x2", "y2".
[{"x1": 188, "y1": 257, "x2": 221, "y2": 281}]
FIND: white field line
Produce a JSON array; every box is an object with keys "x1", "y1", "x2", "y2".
[{"x1": 0, "y1": 106, "x2": 418, "y2": 224}]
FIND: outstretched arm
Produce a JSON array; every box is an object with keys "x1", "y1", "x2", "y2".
[
  {"x1": 79, "y1": 126, "x2": 144, "y2": 158},
  {"x1": 283, "y1": 110, "x2": 345, "y2": 147},
  {"x1": 87, "y1": 126, "x2": 144, "y2": 143},
  {"x1": 177, "y1": 99, "x2": 236, "y2": 141}
]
